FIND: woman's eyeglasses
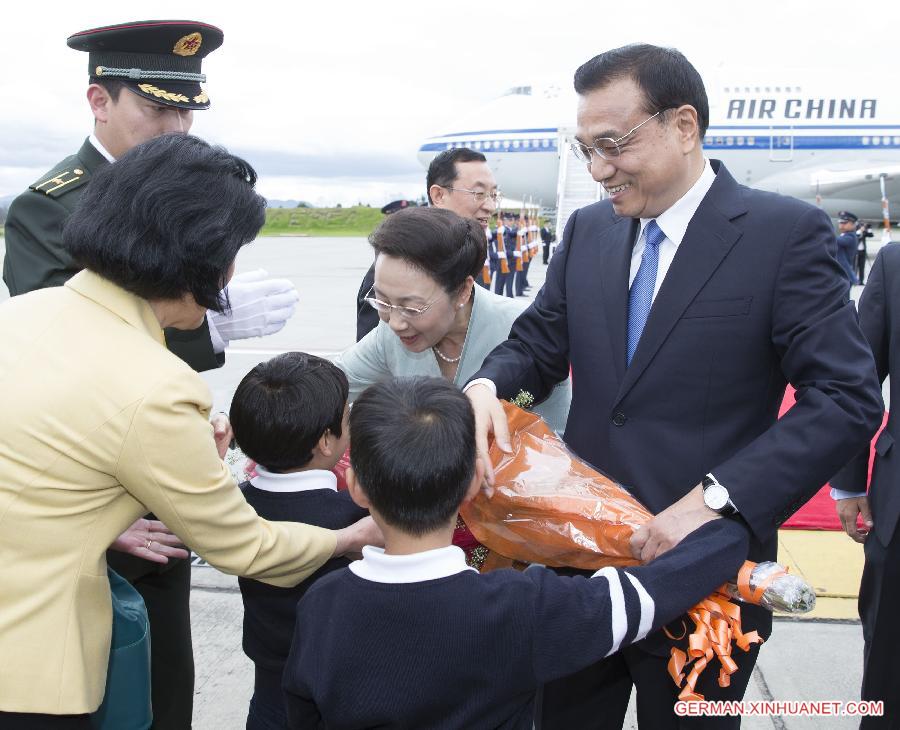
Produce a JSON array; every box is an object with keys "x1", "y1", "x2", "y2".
[{"x1": 363, "y1": 287, "x2": 439, "y2": 319}]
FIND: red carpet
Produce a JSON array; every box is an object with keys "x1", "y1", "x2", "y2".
[{"x1": 780, "y1": 386, "x2": 886, "y2": 530}]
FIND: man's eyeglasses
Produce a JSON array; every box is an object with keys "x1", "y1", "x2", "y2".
[
  {"x1": 444, "y1": 187, "x2": 502, "y2": 205},
  {"x1": 570, "y1": 109, "x2": 667, "y2": 163},
  {"x1": 363, "y1": 286, "x2": 438, "y2": 319}
]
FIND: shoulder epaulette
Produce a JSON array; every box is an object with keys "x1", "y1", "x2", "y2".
[{"x1": 29, "y1": 166, "x2": 89, "y2": 198}]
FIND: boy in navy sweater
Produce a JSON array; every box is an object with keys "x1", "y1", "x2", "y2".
[
  {"x1": 283, "y1": 377, "x2": 750, "y2": 729},
  {"x1": 230, "y1": 352, "x2": 368, "y2": 730}
]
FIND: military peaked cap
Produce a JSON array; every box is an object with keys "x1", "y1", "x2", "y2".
[
  {"x1": 381, "y1": 200, "x2": 417, "y2": 215},
  {"x1": 67, "y1": 19, "x2": 223, "y2": 110}
]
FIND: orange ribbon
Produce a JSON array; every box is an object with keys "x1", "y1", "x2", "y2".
[
  {"x1": 666, "y1": 568, "x2": 766, "y2": 701},
  {"x1": 737, "y1": 559, "x2": 788, "y2": 605}
]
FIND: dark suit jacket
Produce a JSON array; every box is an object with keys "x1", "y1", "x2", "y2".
[
  {"x1": 472, "y1": 160, "x2": 882, "y2": 637},
  {"x1": 836, "y1": 231, "x2": 858, "y2": 283},
  {"x1": 355, "y1": 261, "x2": 378, "y2": 342},
  {"x1": 3, "y1": 138, "x2": 221, "y2": 371},
  {"x1": 832, "y1": 244, "x2": 900, "y2": 546}
]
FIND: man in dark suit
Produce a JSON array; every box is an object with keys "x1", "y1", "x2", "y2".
[
  {"x1": 355, "y1": 147, "x2": 500, "y2": 340},
  {"x1": 832, "y1": 244, "x2": 900, "y2": 727},
  {"x1": 465, "y1": 43, "x2": 882, "y2": 729},
  {"x1": 2, "y1": 21, "x2": 298, "y2": 730}
]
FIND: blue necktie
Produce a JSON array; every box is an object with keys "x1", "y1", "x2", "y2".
[{"x1": 627, "y1": 220, "x2": 665, "y2": 365}]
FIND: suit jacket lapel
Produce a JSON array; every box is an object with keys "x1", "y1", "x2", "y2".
[
  {"x1": 596, "y1": 216, "x2": 638, "y2": 385},
  {"x1": 618, "y1": 162, "x2": 748, "y2": 399}
]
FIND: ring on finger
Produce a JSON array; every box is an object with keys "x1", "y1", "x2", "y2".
[{"x1": 145, "y1": 539, "x2": 153, "y2": 550}]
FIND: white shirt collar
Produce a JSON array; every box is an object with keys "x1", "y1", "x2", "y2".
[
  {"x1": 349, "y1": 544, "x2": 476, "y2": 584},
  {"x1": 88, "y1": 133, "x2": 117, "y2": 164},
  {"x1": 638, "y1": 158, "x2": 716, "y2": 246},
  {"x1": 249, "y1": 466, "x2": 338, "y2": 493}
]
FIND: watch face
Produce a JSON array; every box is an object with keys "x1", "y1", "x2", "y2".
[{"x1": 704, "y1": 484, "x2": 729, "y2": 511}]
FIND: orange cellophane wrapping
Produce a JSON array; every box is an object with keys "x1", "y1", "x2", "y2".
[
  {"x1": 459, "y1": 401, "x2": 652, "y2": 570},
  {"x1": 460, "y1": 402, "x2": 766, "y2": 701}
]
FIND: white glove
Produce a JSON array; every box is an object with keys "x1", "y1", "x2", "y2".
[{"x1": 208, "y1": 269, "x2": 299, "y2": 349}]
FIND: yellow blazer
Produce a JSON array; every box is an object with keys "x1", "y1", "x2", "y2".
[{"x1": 0, "y1": 271, "x2": 337, "y2": 715}]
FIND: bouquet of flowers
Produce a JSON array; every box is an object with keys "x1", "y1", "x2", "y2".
[{"x1": 460, "y1": 401, "x2": 815, "y2": 700}]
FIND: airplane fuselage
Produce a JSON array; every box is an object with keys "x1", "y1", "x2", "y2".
[{"x1": 418, "y1": 77, "x2": 900, "y2": 220}]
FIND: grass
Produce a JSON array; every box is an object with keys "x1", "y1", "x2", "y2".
[{"x1": 260, "y1": 206, "x2": 384, "y2": 237}]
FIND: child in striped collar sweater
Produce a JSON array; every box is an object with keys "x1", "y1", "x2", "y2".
[{"x1": 283, "y1": 376, "x2": 749, "y2": 729}]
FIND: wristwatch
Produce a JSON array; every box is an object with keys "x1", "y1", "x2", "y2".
[{"x1": 702, "y1": 474, "x2": 737, "y2": 516}]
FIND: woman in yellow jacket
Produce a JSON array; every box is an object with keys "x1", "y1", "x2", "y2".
[{"x1": 0, "y1": 134, "x2": 378, "y2": 728}]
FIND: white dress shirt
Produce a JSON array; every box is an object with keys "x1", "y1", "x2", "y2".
[
  {"x1": 88, "y1": 133, "x2": 116, "y2": 163},
  {"x1": 465, "y1": 159, "x2": 717, "y2": 398},
  {"x1": 629, "y1": 158, "x2": 716, "y2": 304}
]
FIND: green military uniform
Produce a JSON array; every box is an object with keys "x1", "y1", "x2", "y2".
[
  {"x1": 1, "y1": 19, "x2": 226, "y2": 730},
  {"x1": 3, "y1": 138, "x2": 222, "y2": 371}
]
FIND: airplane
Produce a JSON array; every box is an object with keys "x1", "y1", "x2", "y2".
[{"x1": 417, "y1": 70, "x2": 900, "y2": 240}]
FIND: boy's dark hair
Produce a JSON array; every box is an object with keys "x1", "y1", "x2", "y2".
[
  {"x1": 63, "y1": 133, "x2": 265, "y2": 312},
  {"x1": 426, "y1": 147, "x2": 487, "y2": 204},
  {"x1": 230, "y1": 352, "x2": 349, "y2": 473},
  {"x1": 369, "y1": 207, "x2": 485, "y2": 294},
  {"x1": 574, "y1": 43, "x2": 710, "y2": 137},
  {"x1": 349, "y1": 377, "x2": 476, "y2": 535}
]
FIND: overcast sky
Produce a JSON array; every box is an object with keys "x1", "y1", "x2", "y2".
[{"x1": 2, "y1": 0, "x2": 897, "y2": 206}]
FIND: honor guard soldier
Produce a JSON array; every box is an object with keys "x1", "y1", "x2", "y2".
[{"x1": 2, "y1": 21, "x2": 297, "y2": 730}]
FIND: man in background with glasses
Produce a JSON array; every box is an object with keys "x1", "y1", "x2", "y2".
[
  {"x1": 465, "y1": 43, "x2": 881, "y2": 728},
  {"x1": 355, "y1": 147, "x2": 501, "y2": 339}
]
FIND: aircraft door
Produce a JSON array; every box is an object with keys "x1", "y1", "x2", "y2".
[{"x1": 769, "y1": 126, "x2": 794, "y2": 162}]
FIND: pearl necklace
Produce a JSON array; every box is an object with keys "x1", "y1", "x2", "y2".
[{"x1": 432, "y1": 344, "x2": 462, "y2": 363}]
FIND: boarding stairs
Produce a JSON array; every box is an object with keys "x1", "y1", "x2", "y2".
[{"x1": 553, "y1": 128, "x2": 604, "y2": 255}]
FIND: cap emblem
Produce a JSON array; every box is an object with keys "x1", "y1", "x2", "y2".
[
  {"x1": 138, "y1": 83, "x2": 190, "y2": 103},
  {"x1": 173, "y1": 32, "x2": 203, "y2": 57}
]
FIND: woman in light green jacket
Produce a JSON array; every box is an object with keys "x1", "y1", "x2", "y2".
[{"x1": 335, "y1": 207, "x2": 570, "y2": 434}]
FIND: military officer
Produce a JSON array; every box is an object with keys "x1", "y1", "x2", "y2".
[
  {"x1": 2, "y1": 20, "x2": 298, "y2": 730},
  {"x1": 836, "y1": 210, "x2": 860, "y2": 289}
]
